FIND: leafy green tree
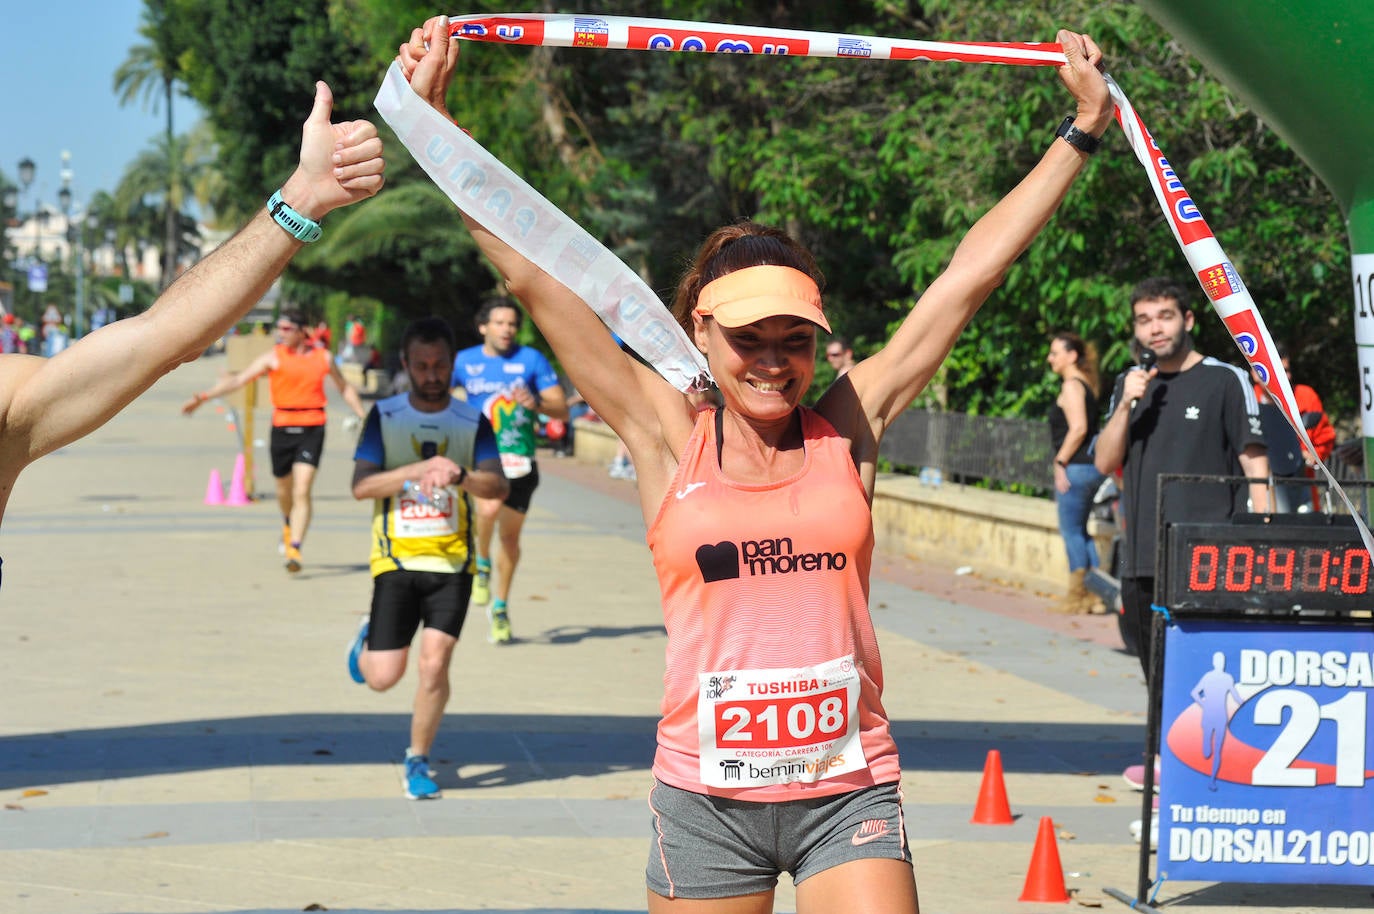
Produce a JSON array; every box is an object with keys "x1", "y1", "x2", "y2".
[
  {"x1": 112, "y1": 130, "x2": 212, "y2": 273},
  {"x1": 177, "y1": 0, "x2": 362, "y2": 221},
  {"x1": 166, "y1": 0, "x2": 491, "y2": 338}
]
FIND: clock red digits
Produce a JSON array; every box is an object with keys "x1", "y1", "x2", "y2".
[
  {"x1": 1266, "y1": 547, "x2": 1294, "y2": 591},
  {"x1": 1223, "y1": 546, "x2": 1255, "y2": 592},
  {"x1": 1299, "y1": 547, "x2": 1330, "y2": 592},
  {"x1": 1190, "y1": 545, "x2": 1219, "y2": 591},
  {"x1": 1340, "y1": 548, "x2": 1370, "y2": 594}
]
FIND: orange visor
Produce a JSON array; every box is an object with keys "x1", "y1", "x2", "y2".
[{"x1": 694, "y1": 265, "x2": 830, "y2": 333}]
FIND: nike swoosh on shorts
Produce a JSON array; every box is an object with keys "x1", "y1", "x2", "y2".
[{"x1": 851, "y1": 819, "x2": 891, "y2": 846}]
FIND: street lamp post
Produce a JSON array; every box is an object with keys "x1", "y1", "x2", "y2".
[
  {"x1": 57, "y1": 155, "x2": 82, "y2": 339},
  {"x1": 73, "y1": 216, "x2": 97, "y2": 339},
  {"x1": 19, "y1": 157, "x2": 37, "y2": 259},
  {"x1": 59, "y1": 152, "x2": 76, "y2": 338},
  {"x1": 17, "y1": 157, "x2": 37, "y2": 317},
  {"x1": 1, "y1": 186, "x2": 15, "y2": 314}
]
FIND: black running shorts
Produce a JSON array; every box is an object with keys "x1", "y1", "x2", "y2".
[
  {"x1": 502, "y1": 462, "x2": 540, "y2": 514},
  {"x1": 269, "y1": 425, "x2": 327, "y2": 477},
  {"x1": 368, "y1": 570, "x2": 473, "y2": 651}
]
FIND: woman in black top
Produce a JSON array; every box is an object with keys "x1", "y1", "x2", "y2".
[{"x1": 1046, "y1": 330, "x2": 1105, "y2": 612}]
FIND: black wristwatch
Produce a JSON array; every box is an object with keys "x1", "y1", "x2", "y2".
[
  {"x1": 455, "y1": 465, "x2": 468, "y2": 486},
  {"x1": 1055, "y1": 116, "x2": 1101, "y2": 155}
]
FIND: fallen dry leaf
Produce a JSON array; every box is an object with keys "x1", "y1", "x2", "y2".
[
  {"x1": 138, "y1": 831, "x2": 169, "y2": 840},
  {"x1": 1094, "y1": 794, "x2": 1117, "y2": 804},
  {"x1": 20, "y1": 789, "x2": 47, "y2": 798}
]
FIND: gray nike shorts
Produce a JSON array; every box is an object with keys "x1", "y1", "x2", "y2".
[{"x1": 645, "y1": 778, "x2": 911, "y2": 899}]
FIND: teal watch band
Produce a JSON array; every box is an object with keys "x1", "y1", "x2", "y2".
[{"x1": 267, "y1": 190, "x2": 322, "y2": 243}]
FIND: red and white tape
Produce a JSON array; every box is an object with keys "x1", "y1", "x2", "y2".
[{"x1": 447, "y1": 13, "x2": 1064, "y2": 66}]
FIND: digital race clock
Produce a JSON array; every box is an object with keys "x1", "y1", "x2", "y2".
[{"x1": 1165, "y1": 520, "x2": 1374, "y2": 615}]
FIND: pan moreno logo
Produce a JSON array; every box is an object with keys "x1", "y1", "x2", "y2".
[{"x1": 694, "y1": 536, "x2": 848, "y2": 582}]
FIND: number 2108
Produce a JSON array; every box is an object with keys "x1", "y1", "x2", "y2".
[{"x1": 717, "y1": 691, "x2": 848, "y2": 749}]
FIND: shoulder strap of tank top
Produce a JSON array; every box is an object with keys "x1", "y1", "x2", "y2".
[{"x1": 714, "y1": 407, "x2": 724, "y2": 468}]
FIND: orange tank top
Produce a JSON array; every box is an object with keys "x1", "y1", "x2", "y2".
[
  {"x1": 645, "y1": 407, "x2": 900, "y2": 801},
  {"x1": 268, "y1": 344, "x2": 331, "y2": 427}
]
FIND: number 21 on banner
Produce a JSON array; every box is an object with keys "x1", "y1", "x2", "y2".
[{"x1": 1252, "y1": 690, "x2": 1367, "y2": 788}]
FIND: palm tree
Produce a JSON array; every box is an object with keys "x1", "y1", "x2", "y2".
[
  {"x1": 113, "y1": 0, "x2": 187, "y2": 290},
  {"x1": 112, "y1": 129, "x2": 214, "y2": 282}
]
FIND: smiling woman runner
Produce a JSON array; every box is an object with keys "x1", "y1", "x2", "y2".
[{"x1": 399, "y1": 14, "x2": 1110, "y2": 913}]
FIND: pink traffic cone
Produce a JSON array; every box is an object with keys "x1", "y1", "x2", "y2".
[
  {"x1": 203, "y1": 468, "x2": 225, "y2": 506},
  {"x1": 225, "y1": 453, "x2": 252, "y2": 505}
]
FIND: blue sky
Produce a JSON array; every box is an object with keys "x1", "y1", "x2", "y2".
[{"x1": 1, "y1": 1, "x2": 202, "y2": 213}]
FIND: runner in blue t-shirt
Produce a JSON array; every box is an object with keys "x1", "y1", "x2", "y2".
[{"x1": 450, "y1": 299, "x2": 568, "y2": 643}]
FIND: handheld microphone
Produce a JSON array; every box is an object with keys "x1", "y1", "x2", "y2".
[{"x1": 1130, "y1": 349, "x2": 1157, "y2": 410}]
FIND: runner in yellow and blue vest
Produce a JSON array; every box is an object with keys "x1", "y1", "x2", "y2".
[{"x1": 348, "y1": 317, "x2": 508, "y2": 799}]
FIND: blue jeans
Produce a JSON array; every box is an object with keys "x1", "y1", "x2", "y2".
[{"x1": 1056, "y1": 462, "x2": 1104, "y2": 571}]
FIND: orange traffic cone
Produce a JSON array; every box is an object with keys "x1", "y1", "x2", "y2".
[
  {"x1": 970, "y1": 749, "x2": 1014, "y2": 825},
  {"x1": 225, "y1": 453, "x2": 252, "y2": 505},
  {"x1": 203, "y1": 468, "x2": 225, "y2": 506},
  {"x1": 1018, "y1": 816, "x2": 1070, "y2": 903}
]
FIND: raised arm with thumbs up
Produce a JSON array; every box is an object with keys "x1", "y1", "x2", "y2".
[
  {"x1": 278, "y1": 80, "x2": 386, "y2": 222},
  {"x1": 0, "y1": 81, "x2": 385, "y2": 530}
]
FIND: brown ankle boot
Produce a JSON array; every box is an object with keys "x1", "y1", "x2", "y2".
[{"x1": 1051, "y1": 568, "x2": 1091, "y2": 614}]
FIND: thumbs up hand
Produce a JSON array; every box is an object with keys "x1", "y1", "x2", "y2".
[{"x1": 279, "y1": 81, "x2": 385, "y2": 221}]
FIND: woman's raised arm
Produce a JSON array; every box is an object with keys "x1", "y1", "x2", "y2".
[
  {"x1": 400, "y1": 16, "x2": 698, "y2": 513},
  {"x1": 827, "y1": 30, "x2": 1112, "y2": 442}
]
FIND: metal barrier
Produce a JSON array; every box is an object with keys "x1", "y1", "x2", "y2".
[
  {"x1": 878, "y1": 408, "x2": 1054, "y2": 490},
  {"x1": 879, "y1": 407, "x2": 1366, "y2": 494}
]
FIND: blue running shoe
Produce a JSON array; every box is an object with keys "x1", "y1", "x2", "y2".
[
  {"x1": 346, "y1": 617, "x2": 369, "y2": 684},
  {"x1": 404, "y1": 751, "x2": 440, "y2": 799}
]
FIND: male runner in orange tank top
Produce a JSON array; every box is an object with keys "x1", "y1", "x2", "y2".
[{"x1": 182, "y1": 309, "x2": 367, "y2": 572}]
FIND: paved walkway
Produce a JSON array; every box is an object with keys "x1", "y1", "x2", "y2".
[{"x1": 1, "y1": 354, "x2": 1365, "y2": 913}]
